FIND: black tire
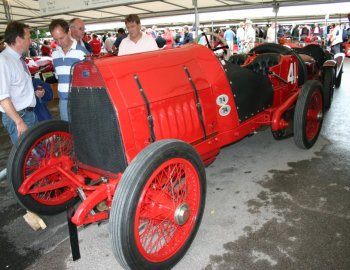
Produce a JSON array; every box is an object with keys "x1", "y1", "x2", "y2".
[
  {"x1": 249, "y1": 43, "x2": 290, "y2": 55},
  {"x1": 110, "y1": 140, "x2": 206, "y2": 270},
  {"x1": 7, "y1": 120, "x2": 77, "y2": 215},
  {"x1": 294, "y1": 81, "x2": 324, "y2": 149},
  {"x1": 335, "y1": 66, "x2": 343, "y2": 88},
  {"x1": 250, "y1": 43, "x2": 308, "y2": 86},
  {"x1": 322, "y1": 67, "x2": 335, "y2": 110}
]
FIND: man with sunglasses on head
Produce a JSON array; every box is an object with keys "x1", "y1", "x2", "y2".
[
  {"x1": 0, "y1": 21, "x2": 38, "y2": 144},
  {"x1": 69, "y1": 18, "x2": 92, "y2": 54},
  {"x1": 49, "y1": 19, "x2": 89, "y2": 121}
]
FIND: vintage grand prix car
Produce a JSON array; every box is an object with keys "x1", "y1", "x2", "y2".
[
  {"x1": 9, "y1": 42, "x2": 329, "y2": 269},
  {"x1": 234, "y1": 42, "x2": 343, "y2": 110},
  {"x1": 25, "y1": 56, "x2": 54, "y2": 76},
  {"x1": 344, "y1": 41, "x2": 350, "y2": 57}
]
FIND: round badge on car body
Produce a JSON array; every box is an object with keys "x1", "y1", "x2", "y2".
[
  {"x1": 219, "y1": 105, "x2": 231, "y2": 116},
  {"x1": 216, "y1": 94, "x2": 229, "y2": 105},
  {"x1": 82, "y1": 70, "x2": 90, "y2": 78}
]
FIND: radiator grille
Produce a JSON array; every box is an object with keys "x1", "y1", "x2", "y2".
[{"x1": 68, "y1": 87, "x2": 127, "y2": 175}]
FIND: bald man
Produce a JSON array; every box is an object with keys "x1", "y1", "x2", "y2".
[{"x1": 69, "y1": 18, "x2": 92, "y2": 53}]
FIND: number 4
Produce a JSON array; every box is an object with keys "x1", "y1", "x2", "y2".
[{"x1": 287, "y1": 62, "x2": 297, "y2": 84}]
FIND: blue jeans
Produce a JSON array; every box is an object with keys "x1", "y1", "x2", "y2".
[
  {"x1": 59, "y1": 99, "x2": 68, "y2": 121},
  {"x1": 2, "y1": 110, "x2": 38, "y2": 144},
  {"x1": 331, "y1": 43, "x2": 341, "y2": 54}
]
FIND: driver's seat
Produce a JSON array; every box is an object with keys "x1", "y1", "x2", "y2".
[
  {"x1": 243, "y1": 53, "x2": 281, "y2": 76},
  {"x1": 229, "y1": 54, "x2": 247, "y2": 66}
]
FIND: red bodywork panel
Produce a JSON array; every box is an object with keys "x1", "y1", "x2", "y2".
[{"x1": 72, "y1": 44, "x2": 298, "y2": 168}]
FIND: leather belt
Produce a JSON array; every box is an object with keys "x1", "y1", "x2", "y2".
[{"x1": 19, "y1": 107, "x2": 34, "y2": 113}]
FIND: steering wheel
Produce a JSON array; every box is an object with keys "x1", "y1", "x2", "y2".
[{"x1": 193, "y1": 32, "x2": 230, "y2": 60}]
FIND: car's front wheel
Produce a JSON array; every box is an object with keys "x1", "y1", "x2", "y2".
[
  {"x1": 7, "y1": 120, "x2": 77, "y2": 215},
  {"x1": 110, "y1": 140, "x2": 206, "y2": 270}
]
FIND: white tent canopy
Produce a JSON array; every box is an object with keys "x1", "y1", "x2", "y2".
[{"x1": 1, "y1": 0, "x2": 349, "y2": 34}]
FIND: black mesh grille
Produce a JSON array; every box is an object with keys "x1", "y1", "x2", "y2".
[{"x1": 68, "y1": 87, "x2": 127, "y2": 175}]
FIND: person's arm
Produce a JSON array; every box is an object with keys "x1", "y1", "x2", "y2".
[
  {"x1": 118, "y1": 40, "x2": 126, "y2": 56},
  {"x1": 37, "y1": 81, "x2": 53, "y2": 102},
  {"x1": 112, "y1": 44, "x2": 117, "y2": 53},
  {"x1": 0, "y1": 98, "x2": 28, "y2": 137}
]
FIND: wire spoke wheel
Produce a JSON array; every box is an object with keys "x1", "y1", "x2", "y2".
[
  {"x1": 7, "y1": 120, "x2": 78, "y2": 215},
  {"x1": 135, "y1": 158, "x2": 200, "y2": 262},
  {"x1": 294, "y1": 80, "x2": 324, "y2": 149},
  {"x1": 23, "y1": 131, "x2": 75, "y2": 205},
  {"x1": 305, "y1": 91, "x2": 323, "y2": 141},
  {"x1": 110, "y1": 140, "x2": 206, "y2": 270}
]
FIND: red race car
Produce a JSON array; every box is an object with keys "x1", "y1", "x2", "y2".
[
  {"x1": 9, "y1": 43, "x2": 327, "y2": 269},
  {"x1": 343, "y1": 41, "x2": 350, "y2": 57},
  {"x1": 25, "y1": 56, "x2": 54, "y2": 76},
  {"x1": 231, "y1": 43, "x2": 344, "y2": 110}
]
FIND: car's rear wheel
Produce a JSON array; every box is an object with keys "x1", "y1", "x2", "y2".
[
  {"x1": 110, "y1": 140, "x2": 206, "y2": 270},
  {"x1": 294, "y1": 81, "x2": 324, "y2": 149},
  {"x1": 335, "y1": 66, "x2": 343, "y2": 88},
  {"x1": 322, "y1": 67, "x2": 335, "y2": 110},
  {"x1": 7, "y1": 120, "x2": 77, "y2": 215}
]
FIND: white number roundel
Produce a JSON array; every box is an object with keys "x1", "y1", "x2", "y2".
[{"x1": 216, "y1": 94, "x2": 231, "y2": 116}]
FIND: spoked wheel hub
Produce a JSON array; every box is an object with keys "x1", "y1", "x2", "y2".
[
  {"x1": 174, "y1": 203, "x2": 190, "y2": 225},
  {"x1": 145, "y1": 188, "x2": 192, "y2": 226}
]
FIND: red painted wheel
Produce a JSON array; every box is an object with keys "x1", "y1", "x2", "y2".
[
  {"x1": 135, "y1": 157, "x2": 200, "y2": 262},
  {"x1": 7, "y1": 120, "x2": 77, "y2": 215},
  {"x1": 110, "y1": 140, "x2": 206, "y2": 270},
  {"x1": 294, "y1": 80, "x2": 324, "y2": 149}
]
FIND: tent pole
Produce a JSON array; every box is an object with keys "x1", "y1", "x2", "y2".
[
  {"x1": 3, "y1": 0, "x2": 12, "y2": 21},
  {"x1": 193, "y1": 0, "x2": 199, "y2": 38},
  {"x1": 272, "y1": 1, "x2": 279, "y2": 43}
]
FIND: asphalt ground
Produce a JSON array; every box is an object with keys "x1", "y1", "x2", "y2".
[{"x1": 0, "y1": 58, "x2": 349, "y2": 270}]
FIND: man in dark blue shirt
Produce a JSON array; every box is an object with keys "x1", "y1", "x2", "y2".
[{"x1": 112, "y1": 28, "x2": 127, "y2": 54}]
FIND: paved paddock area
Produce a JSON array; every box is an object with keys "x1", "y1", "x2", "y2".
[{"x1": 1, "y1": 58, "x2": 349, "y2": 270}]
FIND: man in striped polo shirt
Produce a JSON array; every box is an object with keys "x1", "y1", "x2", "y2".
[{"x1": 49, "y1": 19, "x2": 89, "y2": 121}]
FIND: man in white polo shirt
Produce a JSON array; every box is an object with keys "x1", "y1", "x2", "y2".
[
  {"x1": 118, "y1": 14, "x2": 158, "y2": 56},
  {"x1": 0, "y1": 21, "x2": 38, "y2": 144}
]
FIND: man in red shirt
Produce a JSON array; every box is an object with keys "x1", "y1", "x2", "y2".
[
  {"x1": 89, "y1": 34, "x2": 101, "y2": 55},
  {"x1": 40, "y1": 40, "x2": 52, "y2": 56},
  {"x1": 50, "y1": 39, "x2": 57, "y2": 49}
]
